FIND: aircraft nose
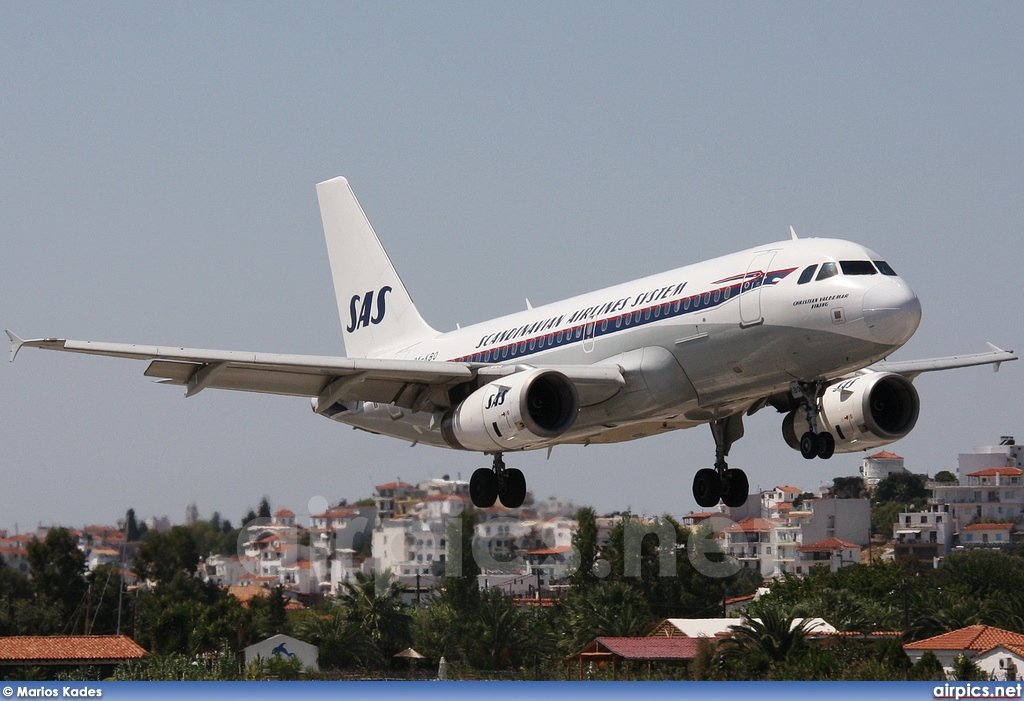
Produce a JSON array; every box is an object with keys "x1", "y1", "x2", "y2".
[{"x1": 863, "y1": 279, "x2": 922, "y2": 346}]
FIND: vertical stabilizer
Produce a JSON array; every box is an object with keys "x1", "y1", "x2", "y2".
[{"x1": 316, "y1": 177, "x2": 438, "y2": 358}]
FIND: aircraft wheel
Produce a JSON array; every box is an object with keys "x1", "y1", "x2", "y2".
[
  {"x1": 470, "y1": 468, "x2": 498, "y2": 508},
  {"x1": 799, "y1": 432, "x2": 818, "y2": 460},
  {"x1": 721, "y1": 468, "x2": 749, "y2": 508},
  {"x1": 816, "y1": 432, "x2": 836, "y2": 460},
  {"x1": 692, "y1": 468, "x2": 722, "y2": 508},
  {"x1": 499, "y1": 468, "x2": 527, "y2": 509}
]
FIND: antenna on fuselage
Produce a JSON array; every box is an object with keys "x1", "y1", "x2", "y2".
[{"x1": 790, "y1": 226, "x2": 799, "y2": 240}]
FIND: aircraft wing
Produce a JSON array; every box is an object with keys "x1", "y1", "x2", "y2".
[
  {"x1": 6, "y1": 331, "x2": 624, "y2": 411},
  {"x1": 870, "y1": 343, "x2": 1017, "y2": 380}
]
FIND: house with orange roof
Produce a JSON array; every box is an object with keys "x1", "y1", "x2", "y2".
[
  {"x1": 960, "y1": 522, "x2": 1015, "y2": 547},
  {"x1": 860, "y1": 450, "x2": 908, "y2": 488},
  {"x1": 975, "y1": 643, "x2": 1024, "y2": 681},
  {"x1": 905, "y1": 625, "x2": 1024, "y2": 677},
  {"x1": 722, "y1": 517, "x2": 784, "y2": 577},
  {"x1": 307, "y1": 503, "x2": 375, "y2": 595},
  {"x1": 0, "y1": 533, "x2": 34, "y2": 575},
  {"x1": 924, "y1": 437, "x2": 1024, "y2": 533},
  {"x1": 795, "y1": 537, "x2": 861, "y2": 574},
  {"x1": 375, "y1": 480, "x2": 418, "y2": 519}
]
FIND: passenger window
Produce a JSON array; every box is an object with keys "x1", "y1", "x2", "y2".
[
  {"x1": 816, "y1": 262, "x2": 838, "y2": 281},
  {"x1": 798, "y1": 265, "x2": 818, "y2": 285},
  {"x1": 875, "y1": 260, "x2": 898, "y2": 276},
  {"x1": 840, "y1": 260, "x2": 877, "y2": 275}
]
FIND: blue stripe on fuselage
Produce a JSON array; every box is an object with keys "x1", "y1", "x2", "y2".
[{"x1": 448, "y1": 267, "x2": 797, "y2": 364}]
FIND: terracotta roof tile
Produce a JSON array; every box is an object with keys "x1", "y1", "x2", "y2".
[
  {"x1": 595, "y1": 637, "x2": 703, "y2": 660},
  {"x1": 0, "y1": 636, "x2": 146, "y2": 664},
  {"x1": 725, "y1": 517, "x2": 779, "y2": 533},
  {"x1": 868, "y1": 450, "x2": 902, "y2": 459},
  {"x1": 962, "y1": 523, "x2": 1014, "y2": 531},
  {"x1": 526, "y1": 545, "x2": 573, "y2": 556},
  {"x1": 968, "y1": 467, "x2": 1024, "y2": 478},
  {"x1": 798, "y1": 537, "x2": 861, "y2": 553},
  {"x1": 905, "y1": 625, "x2": 1024, "y2": 652}
]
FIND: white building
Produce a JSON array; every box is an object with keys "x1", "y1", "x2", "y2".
[
  {"x1": 926, "y1": 437, "x2": 1024, "y2": 533},
  {"x1": 795, "y1": 537, "x2": 862, "y2": 574},
  {"x1": 893, "y1": 503, "x2": 953, "y2": 562},
  {"x1": 860, "y1": 450, "x2": 908, "y2": 488},
  {"x1": 719, "y1": 491, "x2": 870, "y2": 578}
]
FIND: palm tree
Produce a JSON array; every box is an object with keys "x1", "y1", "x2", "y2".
[
  {"x1": 717, "y1": 602, "x2": 815, "y2": 677},
  {"x1": 560, "y1": 580, "x2": 655, "y2": 649},
  {"x1": 338, "y1": 570, "x2": 412, "y2": 658},
  {"x1": 292, "y1": 607, "x2": 380, "y2": 669}
]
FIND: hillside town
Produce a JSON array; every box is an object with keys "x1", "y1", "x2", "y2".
[{"x1": 2, "y1": 434, "x2": 1024, "y2": 681}]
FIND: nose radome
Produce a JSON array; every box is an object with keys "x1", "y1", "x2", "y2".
[{"x1": 863, "y1": 280, "x2": 922, "y2": 346}]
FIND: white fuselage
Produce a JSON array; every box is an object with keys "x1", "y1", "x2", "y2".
[{"x1": 330, "y1": 237, "x2": 922, "y2": 448}]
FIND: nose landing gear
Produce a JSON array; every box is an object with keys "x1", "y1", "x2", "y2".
[{"x1": 792, "y1": 381, "x2": 836, "y2": 460}]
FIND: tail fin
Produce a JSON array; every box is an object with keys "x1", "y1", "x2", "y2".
[{"x1": 316, "y1": 176, "x2": 438, "y2": 358}]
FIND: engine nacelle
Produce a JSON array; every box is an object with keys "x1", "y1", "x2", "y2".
[
  {"x1": 783, "y1": 371, "x2": 920, "y2": 454},
  {"x1": 441, "y1": 369, "x2": 579, "y2": 451}
]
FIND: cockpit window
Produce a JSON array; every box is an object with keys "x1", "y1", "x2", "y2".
[
  {"x1": 816, "y1": 262, "x2": 838, "y2": 281},
  {"x1": 797, "y1": 265, "x2": 818, "y2": 285},
  {"x1": 875, "y1": 260, "x2": 898, "y2": 276},
  {"x1": 840, "y1": 260, "x2": 878, "y2": 276}
]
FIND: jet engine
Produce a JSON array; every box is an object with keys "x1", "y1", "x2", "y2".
[
  {"x1": 441, "y1": 369, "x2": 579, "y2": 451},
  {"x1": 783, "y1": 371, "x2": 920, "y2": 454}
]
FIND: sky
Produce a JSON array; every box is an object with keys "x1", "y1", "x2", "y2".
[{"x1": 2, "y1": 3, "x2": 1022, "y2": 534}]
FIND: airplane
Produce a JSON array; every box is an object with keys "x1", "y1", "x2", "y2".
[{"x1": 6, "y1": 176, "x2": 1018, "y2": 510}]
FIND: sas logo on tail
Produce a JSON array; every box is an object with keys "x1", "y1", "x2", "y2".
[{"x1": 347, "y1": 286, "x2": 391, "y2": 332}]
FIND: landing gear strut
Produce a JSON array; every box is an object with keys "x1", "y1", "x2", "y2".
[
  {"x1": 692, "y1": 415, "x2": 749, "y2": 509},
  {"x1": 792, "y1": 381, "x2": 836, "y2": 460},
  {"x1": 470, "y1": 453, "x2": 527, "y2": 509}
]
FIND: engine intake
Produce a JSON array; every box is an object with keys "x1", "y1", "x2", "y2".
[
  {"x1": 441, "y1": 369, "x2": 579, "y2": 451},
  {"x1": 783, "y1": 371, "x2": 920, "y2": 453}
]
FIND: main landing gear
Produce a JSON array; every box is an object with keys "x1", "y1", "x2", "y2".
[
  {"x1": 792, "y1": 381, "x2": 836, "y2": 461},
  {"x1": 470, "y1": 453, "x2": 527, "y2": 509},
  {"x1": 692, "y1": 415, "x2": 749, "y2": 509}
]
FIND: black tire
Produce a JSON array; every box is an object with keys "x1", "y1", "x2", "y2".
[
  {"x1": 499, "y1": 468, "x2": 527, "y2": 509},
  {"x1": 693, "y1": 468, "x2": 722, "y2": 508},
  {"x1": 800, "y1": 431, "x2": 818, "y2": 460},
  {"x1": 470, "y1": 467, "x2": 498, "y2": 508},
  {"x1": 721, "y1": 468, "x2": 749, "y2": 508},
  {"x1": 816, "y1": 432, "x2": 836, "y2": 460}
]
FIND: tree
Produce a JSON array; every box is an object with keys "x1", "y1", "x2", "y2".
[
  {"x1": 440, "y1": 509, "x2": 480, "y2": 612},
  {"x1": 933, "y1": 470, "x2": 957, "y2": 483},
  {"x1": 257, "y1": 496, "x2": 272, "y2": 519},
  {"x1": 831, "y1": 476, "x2": 867, "y2": 499},
  {"x1": 874, "y1": 472, "x2": 928, "y2": 506},
  {"x1": 293, "y1": 606, "x2": 380, "y2": 669},
  {"x1": 338, "y1": 570, "x2": 411, "y2": 659},
  {"x1": 568, "y1": 506, "x2": 599, "y2": 590},
  {"x1": 123, "y1": 508, "x2": 147, "y2": 542},
  {"x1": 27, "y1": 527, "x2": 88, "y2": 631},
  {"x1": 560, "y1": 579, "x2": 654, "y2": 649},
  {"x1": 134, "y1": 526, "x2": 200, "y2": 585},
  {"x1": 717, "y1": 602, "x2": 815, "y2": 678},
  {"x1": 952, "y1": 653, "x2": 986, "y2": 681},
  {"x1": 0, "y1": 558, "x2": 35, "y2": 635}
]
